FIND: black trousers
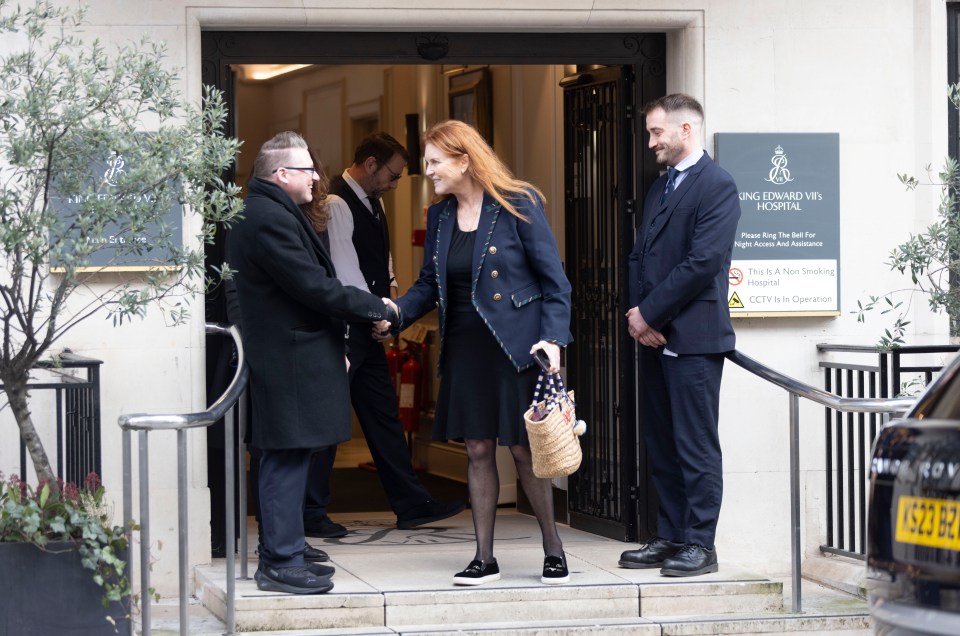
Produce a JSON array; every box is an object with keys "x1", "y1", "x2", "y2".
[
  {"x1": 304, "y1": 328, "x2": 430, "y2": 518},
  {"x1": 258, "y1": 447, "x2": 313, "y2": 567},
  {"x1": 639, "y1": 349, "x2": 725, "y2": 549}
]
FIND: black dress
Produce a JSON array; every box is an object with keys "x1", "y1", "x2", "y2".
[{"x1": 433, "y1": 223, "x2": 540, "y2": 446}]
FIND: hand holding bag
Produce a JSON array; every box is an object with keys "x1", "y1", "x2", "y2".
[{"x1": 523, "y1": 352, "x2": 587, "y2": 478}]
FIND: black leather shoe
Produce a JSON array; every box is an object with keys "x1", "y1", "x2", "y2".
[
  {"x1": 660, "y1": 543, "x2": 718, "y2": 577},
  {"x1": 618, "y1": 537, "x2": 684, "y2": 569},
  {"x1": 397, "y1": 500, "x2": 465, "y2": 529},
  {"x1": 254, "y1": 564, "x2": 334, "y2": 594},
  {"x1": 304, "y1": 543, "x2": 329, "y2": 562},
  {"x1": 304, "y1": 515, "x2": 348, "y2": 538}
]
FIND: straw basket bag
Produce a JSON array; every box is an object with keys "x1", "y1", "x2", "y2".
[{"x1": 523, "y1": 368, "x2": 587, "y2": 479}]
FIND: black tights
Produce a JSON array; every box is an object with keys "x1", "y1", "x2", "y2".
[{"x1": 464, "y1": 438, "x2": 563, "y2": 562}]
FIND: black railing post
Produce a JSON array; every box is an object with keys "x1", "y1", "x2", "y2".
[
  {"x1": 845, "y1": 368, "x2": 855, "y2": 552},
  {"x1": 834, "y1": 369, "x2": 845, "y2": 551},
  {"x1": 857, "y1": 369, "x2": 867, "y2": 555},
  {"x1": 90, "y1": 361, "x2": 102, "y2": 477},
  {"x1": 880, "y1": 351, "x2": 889, "y2": 398},
  {"x1": 56, "y1": 387, "x2": 65, "y2": 480},
  {"x1": 824, "y1": 368, "x2": 834, "y2": 549},
  {"x1": 892, "y1": 350, "x2": 902, "y2": 396}
]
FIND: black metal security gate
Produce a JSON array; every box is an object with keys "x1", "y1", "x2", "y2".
[{"x1": 562, "y1": 48, "x2": 664, "y2": 541}]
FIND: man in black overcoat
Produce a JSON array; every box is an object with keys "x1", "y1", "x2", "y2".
[{"x1": 229, "y1": 131, "x2": 392, "y2": 594}]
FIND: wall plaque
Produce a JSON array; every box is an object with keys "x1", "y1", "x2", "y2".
[
  {"x1": 50, "y1": 148, "x2": 183, "y2": 272},
  {"x1": 715, "y1": 132, "x2": 840, "y2": 317}
]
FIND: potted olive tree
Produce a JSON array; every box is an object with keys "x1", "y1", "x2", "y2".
[{"x1": 0, "y1": 1, "x2": 242, "y2": 631}]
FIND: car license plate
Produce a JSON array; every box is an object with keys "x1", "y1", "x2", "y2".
[{"x1": 895, "y1": 495, "x2": 960, "y2": 550}]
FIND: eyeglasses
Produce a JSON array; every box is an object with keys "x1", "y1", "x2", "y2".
[
  {"x1": 272, "y1": 166, "x2": 317, "y2": 175},
  {"x1": 378, "y1": 164, "x2": 403, "y2": 182}
]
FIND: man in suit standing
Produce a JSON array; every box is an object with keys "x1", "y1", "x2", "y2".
[
  {"x1": 229, "y1": 131, "x2": 394, "y2": 593},
  {"x1": 618, "y1": 94, "x2": 741, "y2": 577},
  {"x1": 303, "y1": 132, "x2": 464, "y2": 538}
]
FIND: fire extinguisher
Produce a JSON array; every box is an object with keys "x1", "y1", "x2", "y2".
[
  {"x1": 398, "y1": 342, "x2": 422, "y2": 433},
  {"x1": 385, "y1": 338, "x2": 404, "y2": 394}
]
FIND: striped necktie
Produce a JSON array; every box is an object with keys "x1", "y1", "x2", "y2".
[{"x1": 660, "y1": 166, "x2": 679, "y2": 206}]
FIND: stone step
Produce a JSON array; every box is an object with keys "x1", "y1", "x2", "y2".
[
  {"x1": 213, "y1": 613, "x2": 870, "y2": 636},
  {"x1": 376, "y1": 614, "x2": 869, "y2": 635},
  {"x1": 195, "y1": 562, "x2": 785, "y2": 632},
  {"x1": 187, "y1": 512, "x2": 866, "y2": 635}
]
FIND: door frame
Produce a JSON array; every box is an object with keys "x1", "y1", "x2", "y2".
[{"x1": 200, "y1": 30, "x2": 665, "y2": 540}]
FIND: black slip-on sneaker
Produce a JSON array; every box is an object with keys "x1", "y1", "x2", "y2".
[
  {"x1": 541, "y1": 555, "x2": 570, "y2": 584},
  {"x1": 452, "y1": 559, "x2": 500, "y2": 586}
]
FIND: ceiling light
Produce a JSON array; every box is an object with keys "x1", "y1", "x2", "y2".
[{"x1": 238, "y1": 64, "x2": 311, "y2": 81}]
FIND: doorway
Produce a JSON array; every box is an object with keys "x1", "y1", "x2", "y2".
[{"x1": 202, "y1": 31, "x2": 665, "y2": 542}]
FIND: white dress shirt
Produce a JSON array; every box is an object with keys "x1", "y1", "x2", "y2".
[
  {"x1": 670, "y1": 147, "x2": 704, "y2": 190},
  {"x1": 326, "y1": 193, "x2": 370, "y2": 292}
]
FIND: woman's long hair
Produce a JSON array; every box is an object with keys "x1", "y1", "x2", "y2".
[
  {"x1": 422, "y1": 120, "x2": 544, "y2": 221},
  {"x1": 301, "y1": 147, "x2": 331, "y2": 233}
]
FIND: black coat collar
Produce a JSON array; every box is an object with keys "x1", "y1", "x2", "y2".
[{"x1": 248, "y1": 178, "x2": 332, "y2": 263}]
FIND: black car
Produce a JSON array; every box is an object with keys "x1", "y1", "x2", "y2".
[{"x1": 867, "y1": 353, "x2": 960, "y2": 635}]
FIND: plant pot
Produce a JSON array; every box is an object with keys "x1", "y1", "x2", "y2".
[{"x1": 0, "y1": 540, "x2": 130, "y2": 636}]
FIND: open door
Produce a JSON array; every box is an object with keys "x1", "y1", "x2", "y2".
[{"x1": 562, "y1": 56, "x2": 664, "y2": 541}]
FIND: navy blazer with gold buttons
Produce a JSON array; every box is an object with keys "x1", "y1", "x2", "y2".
[{"x1": 396, "y1": 190, "x2": 572, "y2": 372}]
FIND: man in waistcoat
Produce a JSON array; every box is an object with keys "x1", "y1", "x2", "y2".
[{"x1": 303, "y1": 132, "x2": 465, "y2": 537}]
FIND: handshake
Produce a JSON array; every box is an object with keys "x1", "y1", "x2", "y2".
[{"x1": 372, "y1": 298, "x2": 400, "y2": 341}]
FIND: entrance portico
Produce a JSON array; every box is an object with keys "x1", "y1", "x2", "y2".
[{"x1": 10, "y1": 0, "x2": 946, "y2": 604}]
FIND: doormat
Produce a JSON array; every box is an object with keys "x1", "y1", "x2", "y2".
[{"x1": 328, "y1": 468, "x2": 468, "y2": 513}]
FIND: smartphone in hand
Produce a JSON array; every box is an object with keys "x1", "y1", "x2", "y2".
[{"x1": 533, "y1": 348, "x2": 552, "y2": 372}]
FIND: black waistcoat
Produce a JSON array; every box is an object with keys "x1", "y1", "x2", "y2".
[{"x1": 328, "y1": 175, "x2": 391, "y2": 298}]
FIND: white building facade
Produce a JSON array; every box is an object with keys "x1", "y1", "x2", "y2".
[{"x1": 0, "y1": 0, "x2": 954, "y2": 595}]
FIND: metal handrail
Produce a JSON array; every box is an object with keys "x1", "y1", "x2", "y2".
[
  {"x1": 120, "y1": 325, "x2": 247, "y2": 432},
  {"x1": 727, "y1": 350, "x2": 916, "y2": 413},
  {"x1": 120, "y1": 322, "x2": 248, "y2": 636},
  {"x1": 113, "y1": 337, "x2": 916, "y2": 630},
  {"x1": 724, "y1": 349, "x2": 916, "y2": 614}
]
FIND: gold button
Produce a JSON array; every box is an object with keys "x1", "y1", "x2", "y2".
[
  {"x1": 493, "y1": 293, "x2": 502, "y2": 301},
  {"x1": 491, "y1": 270, "x2": 499, "y2": 278},
  {"x1": 489, "y1": 246, "x2": 497, "y2": 254}
]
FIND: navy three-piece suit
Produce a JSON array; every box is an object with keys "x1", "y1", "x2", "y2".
[{"x1": 628, "y1": 152, "x2": 741, "y2": 548}]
